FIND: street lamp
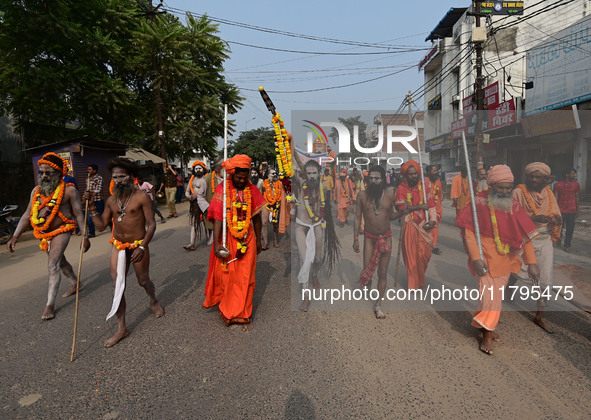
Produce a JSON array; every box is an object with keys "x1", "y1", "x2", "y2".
[{"x1": 245, "y1": 117, "x2": 256, "y2": 131}]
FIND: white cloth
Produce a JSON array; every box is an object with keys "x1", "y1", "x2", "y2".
[
  {"x1": 106, "y1": 249, "x2": 127, "y2": 320},
  {"x1": 296, "y1": 218, "x2": 322, "y2": 284}
]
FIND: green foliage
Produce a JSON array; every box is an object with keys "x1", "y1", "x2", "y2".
[
  {"x1": 0, "y1": 0, "x2": 242, "y2": 160},
  {"x1": 328, "y1": 116, "x2": 368, "y2": 160},
  {"x1": 228, "y1": 127, "x2": 276, "y2": 165}
]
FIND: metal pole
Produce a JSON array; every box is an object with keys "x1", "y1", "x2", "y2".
[
  {"x1": 461, "y1": 131, "x2": 484, "y2": 260},
  {"x1": 222, "y1": 104, "x2": 228, "y2": 251},
  {"x1": 415, "y1": 118, "x2": 429, "y2": 222}
]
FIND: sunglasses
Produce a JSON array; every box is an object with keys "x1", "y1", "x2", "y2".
[{"x1": 38, "y1": 170, "x2": 56, "y2": 176}]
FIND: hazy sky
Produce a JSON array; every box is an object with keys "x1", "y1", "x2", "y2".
[{"x1": 163, "y1": 0, "x2": 458, "y2": 140}]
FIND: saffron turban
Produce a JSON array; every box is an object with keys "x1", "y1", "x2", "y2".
[
  {"x1": 38, "y1": 152, "x2": 67, "y2": 176},
  {"x1": 340, "y1": 169, "x2": 347, "y2": 175},
  {"x1": 222, "y1": 154, "x2": 252, "y2": 175},
  {"x1": 192, "y1": 161, "x2": 206, "y2": 170},
  {"x1": 363, "y1": 170, "x2": 369, "y2": 177},
  {"x1": 401, "y1": 160, "x2": 421, "y2": 177},
  {"x1": 487, "y1": 164, "x2": 514, "y2": 185},
  {"x1": 525, "y1": 162, "x2": 551, "y2": 177}
]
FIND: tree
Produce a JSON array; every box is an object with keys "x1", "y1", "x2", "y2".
[
  {"x1": 0, "y1": 0, "x2": 242, "y2": 160},
  {"x1": 328, "y1": 116, "x2": 368, "y2": 162},
  {"x1": 228, "y1": 127, "x2": 276, "y2": 165}
]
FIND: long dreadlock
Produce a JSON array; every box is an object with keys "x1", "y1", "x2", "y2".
[{"x1": 303, "y1": 160, "x2": 341, "y2": 277}]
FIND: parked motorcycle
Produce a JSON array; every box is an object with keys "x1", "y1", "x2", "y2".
[{"x1": 0, "y1": 204, "x2": 19, "y2": 244}]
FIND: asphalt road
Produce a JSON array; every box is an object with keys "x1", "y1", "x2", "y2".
[{"x1": 1, "y1": 200, "x2": 590, "y2": 419}]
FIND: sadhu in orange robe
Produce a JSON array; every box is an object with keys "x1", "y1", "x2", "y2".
[
  {"x1": 203, "y1": 180, "x2": 266, "y2": 325},
  {"x1": 457, "y1": 191, "x2": 538, "y2": 331},
  {"x1": 395, "y1": 181, "x2": 438, "y2": 289},
  {"x1": 451, "y1": 173, "x2": 471, "y2": 219},
  {"x1": 335, "y1": 176, "x2": 356, "y2": 223},
  {"x1": 426, "y1": 177, "x2": 443, "y2": 247}
]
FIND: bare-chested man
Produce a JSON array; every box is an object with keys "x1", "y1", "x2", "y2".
[
  {"x1": 8, "y1": 152, "x2": 90, "y2": 320},
  {"x1": 84, "y1": 158, "x2": 164, "y2": 347},
  {"x1": 353, "y1": 165, "x2": 402, "y2": 319}
]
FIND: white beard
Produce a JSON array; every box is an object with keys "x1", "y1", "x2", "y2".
[
  {"x1": 478, "y1": 179, "x2": 488, "y2": 191},
  {"x1": 39, "y1": 176, "x2": 60, "y2": 196},
  {"x1": 488, "y1": 191, "x2": 513, "y2": 211}
]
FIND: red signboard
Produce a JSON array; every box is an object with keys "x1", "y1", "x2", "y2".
[
  {"x1": 484, "y1": 81, "x2": 500, "y2": 109},
  {"x1": 462, "y1": 95, "x2": 475, "y2": 116},
  {"x1": 488, "y1": 99, "x2": 516, "y2": 130},
  {"x1": 451, "y1": 118, "x2": 467, "y2": 139}
]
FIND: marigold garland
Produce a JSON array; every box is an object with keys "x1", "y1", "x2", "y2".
[
  {"x1": 30, "y1": 180, "x2": 76, "y2": 251},
  {"x1": 489, "y1": 200, "x2": 511, "y2": 255},
  {"x1": 431, "y1": 182, "x2": 440, "y2": 203},
  {"x1": 517, "y1": 184, "x2": 561, "y2": 243},
  {"x1": 211, "y1": 171, "x2": 217, "y2": 192},
  {"x1": 406, "y1": 183, "x2": 425, "y2": 223},
  {"x1": 110, "y1": 238, "x2": 143, "y2": 251},
  {"x1": 303, "y1": 182, "x2": 326, "y2": 228},
  {"x1": 263, "y1": 179, "x2": 282, "y2": 206},
  {"x1": 226, "y1": 184, "x2": 252, "y2": 257},
  {"x1": 271, "y1": 113, "x2": 292, "y2": 178},
  {"x1": 37, "y1": 152, "x2": 67, "y2": 175}
]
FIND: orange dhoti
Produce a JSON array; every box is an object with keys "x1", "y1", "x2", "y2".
[
  {"x1": 401, "y1": 219, "x2": 433, "y2": 289},
  {"x1": 471, "y1": 273, "x2": 509, "y2": 331},
  {"x1": 203, "y1": 228, "x2": 257, "y2": 325}
]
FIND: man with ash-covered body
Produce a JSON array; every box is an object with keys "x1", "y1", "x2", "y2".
[
  {"x1": 184, "y1": 161, "x2": 212, "y2": 250},
  {"x1": 8, "y1": 153, "x2": 90, "y2": 320}
]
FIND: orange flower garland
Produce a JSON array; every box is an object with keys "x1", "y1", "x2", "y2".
[
  {"x1": 263, "y1": 179, "x2": 282, "y2": 206},
  {"x1": 110, "y1": 238, "x2": 143, "y2": 250},
  {"x1": 489, "y1": 200, "x2": 511, "y2": 255},
  {"x1": 211, "y1": 171, "x2": 216, "y2": 191},
  {"x1": 226, "y1": 184, "x2": 252, "y2": 257},
  {"x1": 30, "y1": 180, "x2": 76, "y2": 251},
  {"x1": 517, "y1": 184, "x2": 561, "y2": 243}
]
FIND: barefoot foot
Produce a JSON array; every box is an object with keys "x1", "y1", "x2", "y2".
[
  {"x1": 299, "y1": 297, "x2": 311, "y2": 312},
  {"x1": 273, "y1": 241, "x2": 279, "y2": 248},
  {"x1": 479, "y1": 330, "x2": 494, "y2": 355},
  {"x1": 242, "y1": 323, "x2": 253, "y2": 332},
  {"x1": 104, "y1": 329, "x2": 129, "y2": 348},
  {"x1": 492, "y1": 332, "x2": 501, "y2": 342},
  {"x1": 42, "y1": 305, "x2": 55, "y2": 320},
  {"x1": 62, "y1": 282, "x2": 82, "y2": 298},
  {"x1": 374, "y1": 305, "x2": 386, "y2": 319},
  {"x1": 534, "y1": 316, "x2": 554, "y2": 334},
  {"x1": 151, "y1": 302, "x2": 165, "y2": 318}
]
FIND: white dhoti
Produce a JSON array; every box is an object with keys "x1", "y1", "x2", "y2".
[
  {"x1": 106, "y1": 249, "x2": 127, "y2": 320},
  {"x1": 516, "y1": 226, "x2": 553, "y2": 290},
  {"x1": 295, "y1": 218, "x2": 322, "y2": 284}
]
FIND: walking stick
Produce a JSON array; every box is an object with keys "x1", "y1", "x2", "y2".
[
  {"x1": 70, "y1": 174, "x2": 90, "y2": 362},
  {"x1": 460, "y1": 132, "x2": 484, "y2": 260},
  {"x1": 415, "y1": 118, "x2": 429, "y2": 223},
  {"x1": 394, "y1": 203, "x2": 407, "y2": 287},
  {"x1": 219, "y1": 104, "x2": 230, "y2": 259}
]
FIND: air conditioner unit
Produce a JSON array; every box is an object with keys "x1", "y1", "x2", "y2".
[{"x1": 472, "y1": 27, "x2": 486, "y2": 42}]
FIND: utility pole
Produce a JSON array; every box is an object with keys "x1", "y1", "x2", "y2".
[
  {"x1": 469, "y1": 2, "x2": 485, "y2": 170},
  {"x1": 138, "y1": 1, "x2": 167, "y2": 162},
  {"x1": 406, "y1": 90, "x2": 414, "y2": 163}
]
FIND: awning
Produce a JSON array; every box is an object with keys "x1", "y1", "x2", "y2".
[{"x1": 122, "y1": 148, "x2": 165, "y2": 164}]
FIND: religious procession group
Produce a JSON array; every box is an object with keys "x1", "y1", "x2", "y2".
[{"x1": 6, "y1": 136, "x2": 578, "y2": 354}]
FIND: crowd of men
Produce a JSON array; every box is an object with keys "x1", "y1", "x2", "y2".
[{"x1": 5, "y1": 146, "x2": 583, "y2": 355}]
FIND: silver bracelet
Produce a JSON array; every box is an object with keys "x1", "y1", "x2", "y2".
[{"x1": 138, "y1": 245, "x2": 145, "y2": 251}]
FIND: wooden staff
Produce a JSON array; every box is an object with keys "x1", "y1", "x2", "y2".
[
  {"x1": 394, "y1": 203, "x2": 407, "y2": 288},
  {"x1": 70, "y1": 173, "x2": 90, "y2": 362}
]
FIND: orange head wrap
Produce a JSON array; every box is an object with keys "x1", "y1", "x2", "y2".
[
  {"x1": 222, "y1": 154, "x2": 252, "y2": 175},
  {"x1": 38, "y1": 152, "x2": 67, "y2": 176},
  {"x1": 401, "y1": 160, "x2": 421, "y2": 177},
  {"x1": 487, "y1": 164, "x2": 514, "y2": 185},
  {"x1": 340, "y1": 169, "x2": 347, "y2": 175},
  {"x1": 524, "y1": 162, "x2": 550, "y2": 177},
  {"x1": 192, "y1": 161, "x2": 206, "y2": 170},
  {"x1": 362, "y1": 170, "x2": 369, "y2": 177}
]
